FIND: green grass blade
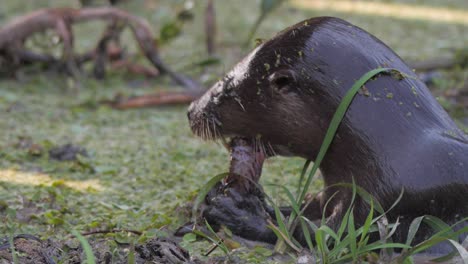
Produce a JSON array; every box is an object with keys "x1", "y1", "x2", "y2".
[
  {"x1": 430, "y1": 251, "x2": 458, "y2": 263},
  {"x1": 315, "y1": 229, "x2": 329, "y2": 261},
  {"x1": 440, "y1": 240, "x2": 468, "y2": 264},
  {"x1": 403, "y1": 236, "x2": 450, "y2": 257},
  {"x1": 273, "y1": 201, "x2": 290, "y2": 240},
  {"x1": 319, "y1": 225, "x2": 340, "y2": 242},
  {"x1": 70, "y1": 228, "x2": 96, "y2": 264},
  {"x1": 337, "y1": 182, "x2": 357, "y2": 242},
  {"x1": 334, "y1": 242, "x2": 410, "y2": 263},
  {"x1": 384, "y1": 217, "x2": 400, "y2": 240},
  {"x1": 128, "y1": 243, "x2": 135, "y2": 264},
  {"x1": 347, "y1": 208, "x2": 357, "y2": 262},
  {"x1": 297, "y1": 67, "x2": 397, "y2": 206},
  {"x1": 405, "y1": 216, "x2": 425, "y2": 246},
  {"x1": 359, "y1": 199, "x2": 374, "y2": 246},
  {"x1": 332, "y1": 182, "x2": 385, "y2": 214},
  {"x1": 302, "y1": 216, "x2": 319, "y2": 233},
  {"x1": 336, "y1": 205, "x2": 350, "y2": 242},
  {"x1": 405, "y1": 222, "x2": 468, "y2": 256},
  {"x1": 328, "y1": 236, "x2": 351, "y2": 259},
  {"x1": 279, "y1": 185, "x2": 303, "y2": 228},
  {"x1": 359, "y1": 242, "x2": 411, "y2": 252},
  {"x1": 193, "y1": 230, "x2": 229, "y2": 255},
  {"x1": 296, "y1": 160, "x2": 312, "y2": 200},
  {"x1": 384, "y1": 188, "x2": 405, "y2": 214},
  {"x1": 321, "y1": 191, "x2": 339, "y2": 226},
  {"x1": 192, "y1": 172, "x2": 228, "y2": 223},
  {"x1": 268, "y1": 221, "x2": 302, "y2": 252},
  {"x1": 266, "y1": 183, "x2": 302, "y2": 222},
  {"x1": 193, "y1": 223, "x2": 230, "y2": 255},
  {"x1": 8, "y1": 235, "x2": 18, "y2": 264},
  {"x1": 423, "y1": 215, "x2": 456, "y2": 237},
  {"x1": 205, "y1": 221, "x2": 230, "y2": 254},
  {"x1": 300, "y1": 219, "x2": 314, "y2": 251}
]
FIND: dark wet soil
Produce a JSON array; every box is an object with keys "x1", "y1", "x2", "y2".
[
  {"x1": 0, "y1": 234, "x2": 202, "y2": 264},
  {"x1": 49, "y1": 144, "x2": 88, "y2": 161}
]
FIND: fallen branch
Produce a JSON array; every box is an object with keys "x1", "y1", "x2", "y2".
[
  {"x1": 204, "y1": 0, "x2": 216, "y2": 55},
  {"x1": 0, "y1": 7, "x2": 201, "y2": 90},
  {"x1": 110, "y1": 59, "x2": 159, "y2": 78},
  {"x1": 106, "y1": 90, "x2": 203, "y2": 109},
  {"x1": 410, "y1": 48, "x2": 468, "y2": 72},
  {"x1": 410, "y1": 57, "x2": 458, "y2": 72},
  {"x1": 81, "y1": 229, "x2": 142, "y2": 236}
]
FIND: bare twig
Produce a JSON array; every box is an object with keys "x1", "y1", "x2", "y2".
[
  {"x1": 0, "y1": 7, "x2": 201, "y2": 90},
  {"x1": 205, "y1": 0, "x2": 216, "y2": 55},
  {"x1": 106, "y1": 90, "x2": 203, "y2": 109},
  {"x1": 81, "y1": 229, "x2": 142, "y2": 236},
  {"x1": 410, "y1": 57, "x2": 458, "y2": 72}
]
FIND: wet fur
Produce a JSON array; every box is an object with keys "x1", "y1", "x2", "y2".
[{"x1": 188, "y1": 17, "x2": 468, "y2": 252}]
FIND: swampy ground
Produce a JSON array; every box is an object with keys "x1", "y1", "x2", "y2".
[{"x1": 0, "y1": 0, "x2": 467, "y2": 263}]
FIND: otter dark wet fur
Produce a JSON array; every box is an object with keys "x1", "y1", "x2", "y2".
[{"x1": 187, "y1": 17, "x2": 468, "y2": 252}]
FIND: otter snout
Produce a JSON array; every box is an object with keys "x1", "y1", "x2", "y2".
[
  {"x1": 187, "y1": 101, "x2": 197, "y2": 121},
  {"x1": 187, "y1": 88, "x2": 212, "y2": 124},
  {"x1": 187, "y1": 86, "x2": 224, "y2": 140}
]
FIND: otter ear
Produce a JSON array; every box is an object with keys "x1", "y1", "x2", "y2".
[{"x1": 268, "y1": 69, "x2": 296, "y2": 93}]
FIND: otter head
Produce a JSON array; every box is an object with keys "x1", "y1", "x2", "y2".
[
  {"x1": 187, "y1": 16, "x2": 417, "y2": 159},
  {"x1": 187, "y1": 20, "x2": 339, "y2": 159}
]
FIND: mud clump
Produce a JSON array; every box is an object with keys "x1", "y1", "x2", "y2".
[
  {"x1": 49, "y1": 143, "x2": 88, "y2": 161},
  {"x1": 0, "y1": 235, "x2": 61, "y2": 264},
  {"x1": 0, "y1": 235, "x2": 201, "y2": 264},
  {"x1": 135, "y1": 238, "x2": 194, "y2": 264}
]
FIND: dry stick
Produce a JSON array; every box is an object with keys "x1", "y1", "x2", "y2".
[
  {"x1": 409, "y1": 57, "x2": 458, "y2": 72},
  {"x1": 93, "y1": 19, "x2": 123, "y2": 79},
  {"x1": 204, "y1": 0, "x2": 216, "y2": 55},
  {"x1": 55, "y1": 18, "x2": 78, "y2": 77},
  {"x1": 81, "y1": 229, "x2": 142, "y2": 236},
  {"x1": 0, "y1": 7, "x2": 201, "y2": 90},
  {"x1": 110, "y1": 91, "x2": 202, "y2": 109},
  {"x1": 203, "y1": 239, "x2": 224, "y2": 257},
  {"x1": 110, "y1": 59, "x2": 160, "y2": 77},
  {"x1": 16, "y1": 50, "x2": 58, "y2": 64}
]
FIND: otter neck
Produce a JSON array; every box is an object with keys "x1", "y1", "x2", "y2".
[{"x1": 316, "y1": 124, "x2": 389, "y2": 188}]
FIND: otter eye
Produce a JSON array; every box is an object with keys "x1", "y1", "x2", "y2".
[{"x1": 269, "y1": 69, "x2": 296, "y2": 92}]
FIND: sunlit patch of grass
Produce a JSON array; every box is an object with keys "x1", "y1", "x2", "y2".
[
  {"x1": 292, "y1": 0, "x2": 468, "y2": 25},
  {"x1": 0, "y1": 169, "x2": 104, "y2": 192}
]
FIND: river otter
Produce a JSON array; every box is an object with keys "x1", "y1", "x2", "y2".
[{"x1": 187, "y1": 17, "x2": 468, "y2": 251}]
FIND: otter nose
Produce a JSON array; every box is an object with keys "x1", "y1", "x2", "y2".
[{"x1": 187, "y1": 102, "x2": 196, "y2": 121}]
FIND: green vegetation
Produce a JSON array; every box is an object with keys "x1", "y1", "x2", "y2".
[{"x1": 0, "y1": 0, "x2": 467, "y2": 262}]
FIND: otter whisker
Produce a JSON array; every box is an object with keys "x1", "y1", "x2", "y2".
[
  {"x1": 267, "y1": 141, "x2": 276, "y2": 156},
  {"x1": 199, "y1": 120, "x2": 203, "y2": 140},
  {"x1": 211, "y1": 119, "x2": 219, "y2": 140},
  {"x1": 205, "y1": 119, "x2": 208, "y2": 140},
  {"x1": 261, "y1": 140, "x2": 267, "y2": 157},
  {"x1": 254, "y1": 137, "x2": 258, "y2": 157},
  {"x1": 204, "y1": 119, "x2": 209, "y2": 140},
  {"x1": 207, "y1": 119, "x2": 213, "y2": 140},
  {"x1": 253, "y1": 137, "x2": 267, "y2": 159},
  {"x1": 260, "y1": 140, "x2": 267, "y2": 157},
  {"x1": 201, "y1": 119, "x2": 206, "y2": 140}
]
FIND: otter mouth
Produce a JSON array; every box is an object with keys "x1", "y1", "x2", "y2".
[
  {"x1": 189, "y1": 116, "x2": 278, "y2": 192},
  {"x1": 189, "y1": 115, "x2": 276, "y2": 156},
  {"x1": 224, "y1": 137, "x2": 266, "y2": 193},
  {"x1": 188, "y1": 114, "x2": 223, "y2": 142}
]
